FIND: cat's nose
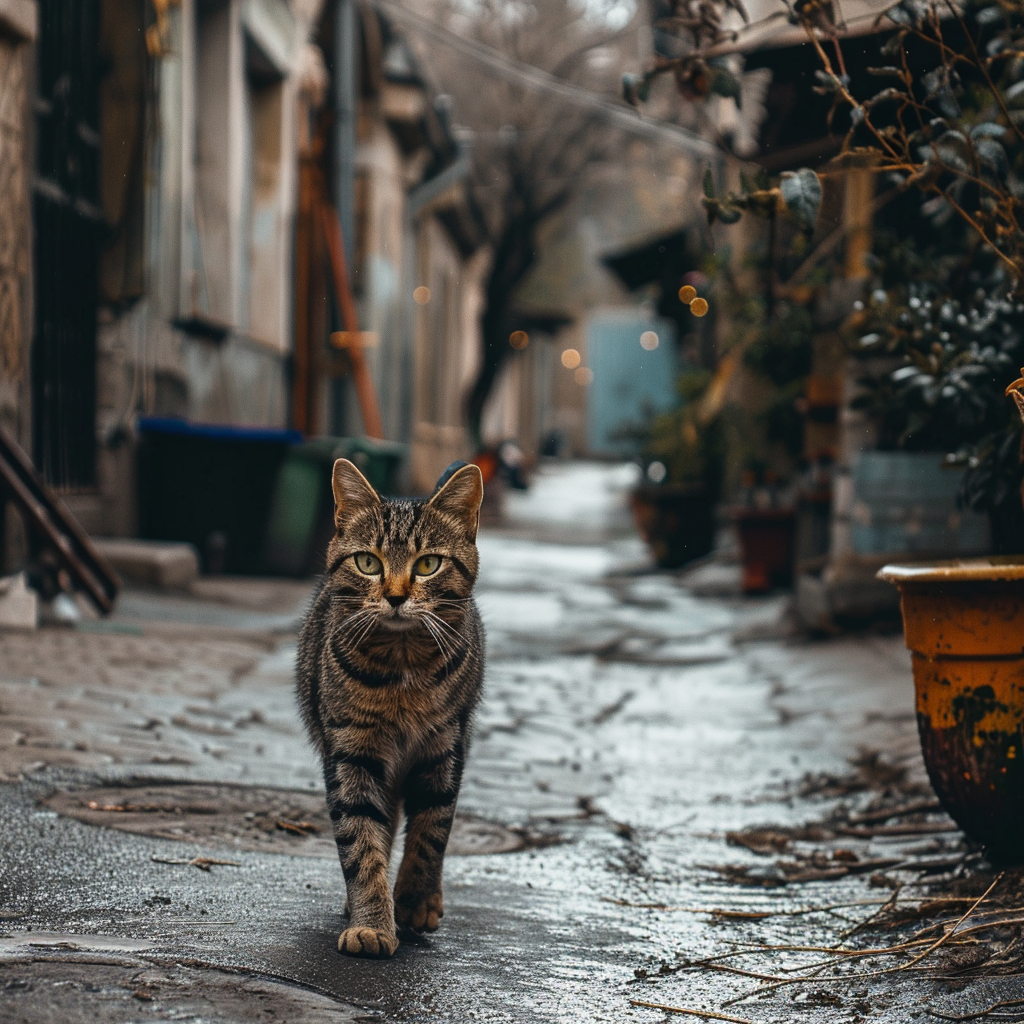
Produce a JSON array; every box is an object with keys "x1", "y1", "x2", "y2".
[{"x1": 385, "y1": 594, "x2": 407, "y2": 608}]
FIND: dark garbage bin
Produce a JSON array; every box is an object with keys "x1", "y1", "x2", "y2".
[
  {"x1": 262, "y1": 436, "x2": 406, "y2": 576},
  {"x1": 629, "y1": 484, "x2": 716, "y2": 569},
  {"x1": 137, "y1": 418, "x2": 302, "y2": 575}
]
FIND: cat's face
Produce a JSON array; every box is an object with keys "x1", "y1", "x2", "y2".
[{"x1": 325, "y1": 460, "x2": 483, "y2": 642}]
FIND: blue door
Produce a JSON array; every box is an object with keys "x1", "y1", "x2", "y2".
[{"x1": 586, "y1": 311, "x2": 677, "y2": 455}]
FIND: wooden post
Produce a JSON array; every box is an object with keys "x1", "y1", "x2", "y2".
[
  {"x1": 292, "y1": 156, "x2": 315, "y2": 435},
  {"x1": 320, "y1": 204, "x2": 385, "y2": 440},
  {"x1": 844, "y1": 168, "x2": 874, "y2": 280}
]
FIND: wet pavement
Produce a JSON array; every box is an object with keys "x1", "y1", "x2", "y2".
[{"x1": 0, "y1": 462, "x2": 1016, "y2": 1022}]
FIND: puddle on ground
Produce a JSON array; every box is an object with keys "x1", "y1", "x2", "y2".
[
  {"x1": 0, "y1": 933, "x2": 157, "y2": 955},
  {"x1": 44, "y1": 783, "x2": 551, "y2": 857},
  {"x1": 0, "y1": 959, "x2": 362, "y2": 1023}
]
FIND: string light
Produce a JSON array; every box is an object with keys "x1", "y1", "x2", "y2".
[
  {"x1": 509, "y1": 330, "x2": 529, "y2": 349},
  {"x1": 413, "y1": 286, "x2": 431, "y2": 305},
  {"x1": 561, "y1": 348, "x2": 581, "y2": 369},
  {"x1": 574, "y1": 366, "x2": 594, "y2": 386},
  {"x1": 640, "y1": 331, "x2": 659, "y2": 351},
  {"x1": 679, "y1": 281, "x2": 710, "y2": 317}
]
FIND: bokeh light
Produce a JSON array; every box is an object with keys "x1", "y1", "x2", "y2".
[
  {"x1": 640, "y1": 331, "x2": 659, "y2": 351},
  {"x1": 509, "y1": 330, "x2": 529, "y2": 350},
  {"x1": 574, "y1": 366, "x2": 594, "y2": 386},
  {"x1": 413, "y1": 286, "x2": 431, "y2": 305},
  {"x1": 678, "y1": 285, "x2": 697, "y2": 304},
  {"x1": 689, "y1": 297, "x2": 709, "y2": 317},
  {"x1": 561, "y1": 348, "x2": 581, "y2": 369}
]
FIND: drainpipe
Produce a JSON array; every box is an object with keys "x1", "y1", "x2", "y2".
[
  {"x1": 334, "y1": 0, "x2": 356, "y2": 268},
  {"x1": 332, "y1": 0, "x2": 357, "y2": 434}
]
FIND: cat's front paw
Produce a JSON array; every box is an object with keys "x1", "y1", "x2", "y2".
[
  {"x1": 395, "y1": 891, "x2": 444, "y2": 933},
  {"x1": 337, "y1": 926, "x2": 398, "y2": 958}
]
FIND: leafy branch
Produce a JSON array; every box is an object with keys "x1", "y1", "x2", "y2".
[{"x1": 633, "y1": 0, "x2": 1024, "y2": 281}]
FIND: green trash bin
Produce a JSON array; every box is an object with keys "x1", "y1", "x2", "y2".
[{"x1": 262, "y1": 437, "x2": 405, "y2": 576}]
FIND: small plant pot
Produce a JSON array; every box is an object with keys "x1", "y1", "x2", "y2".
[
  {"x1": 733, "y1": 508, "x2": 797, "y2": 594},
  {"x1": 879, "y1": 559, "x2": 1024, "y2": 862},
  {"x1": 630, "y1": 485, "x2": 715, "y2": 569}
]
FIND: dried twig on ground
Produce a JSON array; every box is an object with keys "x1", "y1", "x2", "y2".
[
  {"x1": 150, "y1": 855, "x2": 242, "y2": 871},
  {"x1": 629, "y1": 999, "x2": 753, "y2": 1023},
  {"x1": 926, "y1": 998, "x2": 1024, "y2": 1021},
  {"x1": 275, "y1": 819, "x2": 318, "y2": 835}
]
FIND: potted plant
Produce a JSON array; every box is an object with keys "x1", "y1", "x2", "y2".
[
  {"x1": 731, "y1": 470, "x2": 798, "y2": 593},
  {"x1": 849, "y1": 233, "x2": 1024, "y2": 555},
  {"x1": 877, "y1": 371, "x2": 1024, "y2": 861},
  {"x1": 630, "y1": 370, "x2": 724, "y2": 569},
  {"x1": 729, "y1": 296, "x2": 815, "y2": 592},
  {"x1": 878, "y1": 554, "x2": 1024, "y2": 861}
]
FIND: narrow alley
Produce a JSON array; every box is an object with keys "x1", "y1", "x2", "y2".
[{"x1": 1, "y1": 463, "x2": 1002, "y2": 1023}]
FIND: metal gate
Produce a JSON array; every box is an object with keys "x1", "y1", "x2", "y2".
[{"x1": 31, "y1": 0, "x2": 101, "y2": 489}]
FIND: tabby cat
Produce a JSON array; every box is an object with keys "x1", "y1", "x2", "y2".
[{"x1": 296, "y1": 458, "x2": 485, "y2": 958}]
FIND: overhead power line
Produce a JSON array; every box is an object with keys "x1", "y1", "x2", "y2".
[{"x1": 368, "y1": 0, "x2": 721, "y2": 160}]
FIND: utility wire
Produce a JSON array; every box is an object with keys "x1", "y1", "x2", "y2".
[{"x1": 368, "y1": 0, "x2": 721, "y2": 160}]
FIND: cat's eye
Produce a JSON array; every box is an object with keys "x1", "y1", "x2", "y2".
[
  {"x1": 353, "y1": 552, "x2": 383, "y2": 575},
  {"x1": 413, "y1": 554, "x2": 442, "y2": 577}
]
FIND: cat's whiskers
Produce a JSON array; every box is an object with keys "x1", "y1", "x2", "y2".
[
  {"x1": 423, "y1": 610, "x2": 466, "y2": 646},
  {"x1": 350, "y1": 612, "x2": 380, "y2": 651},
  {"x1": 421, "y1": 614, "x2": 464, "y2": 664},
  {"x1": 421, "y1": 615, "x2": 456, "y2": 661},
  {"x1": 338, "y1": 609, "x2": 378, "y2": 651},
  {"x1": 421, "y1": 608, "x2": 459, "y2": 655}
]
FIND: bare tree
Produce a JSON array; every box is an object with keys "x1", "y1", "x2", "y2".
[{"x1": 421, "y1": 0, "x2": 637, "y2": 442}]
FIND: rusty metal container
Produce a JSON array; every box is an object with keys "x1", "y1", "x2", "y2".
[{"x1": 879, "y1": 559, "x2": 1024, "y2": 861}]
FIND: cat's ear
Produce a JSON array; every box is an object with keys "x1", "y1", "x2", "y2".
[
  {"x1": 427, "y1": 463, "x2": 484, "y2": 542},
  {"x1": 332, "y1": 459, "x2": 380, "y2": 526}
]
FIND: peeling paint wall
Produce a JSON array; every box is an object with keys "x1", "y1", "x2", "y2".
[
  {"x1": 356, "y1": 118, "x2": 407, "y2": 444},
  {"x1": 0, "y1": 25, "x2": 29, "y2": 448},
  {"x1": 91, "y1": 0, "x2": 299, "y2": 536},
  {"x1": 409, "y1": 216, "x2": 477, "y2": 494}
]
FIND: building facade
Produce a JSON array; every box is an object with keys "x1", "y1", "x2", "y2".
[{"x1": 0, "y1": 0, "x2": 485, "y2": 570}]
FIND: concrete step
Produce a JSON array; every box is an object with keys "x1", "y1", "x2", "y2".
[{"x1": 93, "y1": 538, "x2": 200, "y2": 589}]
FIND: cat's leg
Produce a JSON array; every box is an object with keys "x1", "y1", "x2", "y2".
[
  {"x1": 393, "y1": 738, "x2": 464, "y2": 933},
  {"x1": 324, "y1": 753, "x2": 399, "y2": 957}
]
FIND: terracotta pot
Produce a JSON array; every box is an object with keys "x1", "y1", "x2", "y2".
[
  {"x1": 630, "y1": 485, "x2": 715, "y2": 569},
  {"x1": 733, "y1": 508, "x2": 796, "y2": 594},
  {"x1": 879, "y1": 559, "x2": 1024, "y2": 861}
]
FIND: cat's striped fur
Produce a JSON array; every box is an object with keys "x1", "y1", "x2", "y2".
[{"x1": 296, "y1": 458, "x2": 485, "y2": 958}]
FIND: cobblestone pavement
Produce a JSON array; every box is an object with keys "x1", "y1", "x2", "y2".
[{"x1": 0, "y1": 463, "x2": 1010, "y2": 1023}]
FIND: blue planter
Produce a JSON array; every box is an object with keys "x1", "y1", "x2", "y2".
[{"x1": 851, "y1": 451, "x2": 990, "y2": 558}]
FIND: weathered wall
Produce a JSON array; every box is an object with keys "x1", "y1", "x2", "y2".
[
  {"x1": 409, "y1": 216, "x2": 474, "y2": 494},
  {"x1": 90, "y1": 0, "x2": 297, "y2": 536},
  {"x1": 0, "y1": 15, "x2": 31, "y2": 572},
  {"x1": 0, "y1": 28, "x2": 29, "y2": 448},
  {"x1": 357, "y1": 118, "x2": 408, "y2": 444}
]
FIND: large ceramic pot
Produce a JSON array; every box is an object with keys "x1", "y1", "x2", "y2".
[
  {"x1": 879, "y1": 559, "x2": 1024, "y2": 861},
  {"x1": 733, "y1": 508, "x2": 797, "y2": 594},
  {"x1": 630, "y1": 485, "x2": 715, "y2": 569}
]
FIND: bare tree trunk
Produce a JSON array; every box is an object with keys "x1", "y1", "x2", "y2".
[{"x1": 466, "y1": 215, "x2": 539, "y2": 445}]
